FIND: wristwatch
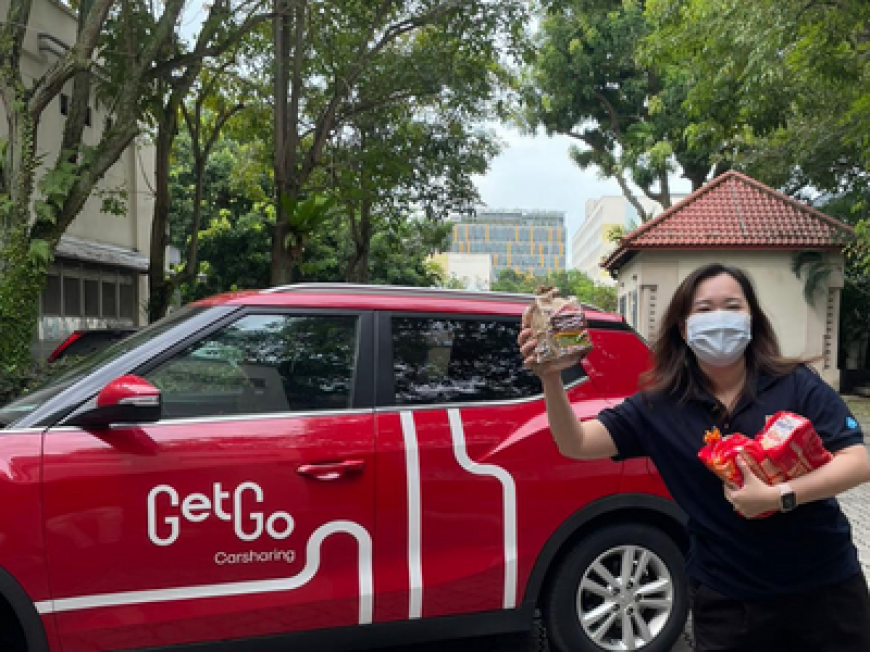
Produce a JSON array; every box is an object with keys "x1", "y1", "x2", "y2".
[{"x1": 778, "y1": 482, "x2": 798, "y2": 513}]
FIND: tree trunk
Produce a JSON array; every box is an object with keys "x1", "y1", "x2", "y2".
[
  {"x1": 271, "y1": 0, "x2": 290, "y2": 285},
  {"x1": 271, "y1": 0, "x2": 304, "y2": 286},
  {"x1": 0, "y1": 110, "x2": 43, "y2": 366},
  {"x1": 658, "y1": 170, "x2": 671, "y2": 209},
  {"x1": 355, "y1": 197, "x2": 372, "y2": 283},
  {"x1": 613, "y1": 172, "x2": 650, "y2": 223},
  {"x1": 184, "y1": 160, "x2": 206, "y2": 280},
  {"x1": 0, "y1": 227, "x2": 46, "y2": 367},
  {"x1": 148, "y1": 122, "x2": 175, "y2": 322}
]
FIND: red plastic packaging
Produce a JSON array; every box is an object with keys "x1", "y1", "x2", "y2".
[
  {"x1": 757, "y1": 411, "x2": 833, "y2": 478},
  {"x1": 698, "y1": 430, "x2": 785, "y2": 488},
  {"x1": 697, "y1": 412, "x2": 833, "y2": 519}
]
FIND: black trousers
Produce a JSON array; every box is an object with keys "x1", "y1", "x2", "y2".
[{"x1": 690, "y1": 572, "x2": 870, "y2": 652}]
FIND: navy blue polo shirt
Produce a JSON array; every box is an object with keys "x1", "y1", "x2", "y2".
[{"x1": 599, "y1": 364, "x2": 864, "y2": 601}]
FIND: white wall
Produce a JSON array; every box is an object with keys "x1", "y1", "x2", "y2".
[{"x1": 614, "y1": 251, "x2": 844, "y2": 387}]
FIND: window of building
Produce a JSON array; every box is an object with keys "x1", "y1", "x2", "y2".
[
  {"x1": 146, "y1": 314, "x2": 359, "y2": 419},
  {"x1": 43, "y1": 274, "x2": 62, "y2": 315},
  {"x1": 84, "y1": 278, "x2": 100, "y2": 317},
  {"x1": 63, "y1": 276, "x2": 81, "y2": 316},
  {"x1": 101, "y1": 279, "x2": 117, "y2": 318},
  {"x1": 390, "y1": 316, "x2": 585, "y2": 406},
  {"x1": 39, "y1": 260, "x2": 138, "y2": 322}
]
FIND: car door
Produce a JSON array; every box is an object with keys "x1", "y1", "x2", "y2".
[
  {"x1": 371, "y1": 312, "x2": 619, "y2": 623},
  {"x1": 41, "y1": 309, "x2": 376, "y2": 652}
]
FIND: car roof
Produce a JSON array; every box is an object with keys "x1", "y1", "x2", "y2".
[{"x1": 192, "y1": 283, "x2": 624, "y2": 322}]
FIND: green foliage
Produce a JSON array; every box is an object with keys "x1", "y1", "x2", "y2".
[
  {"x1": 27, "y1": 239, "x2": 52, "y2": 269},
  {"x1": 643, "y1": 0, "x2": 870, "y2": 203},
  {"x1": 491, "y1": 268, "x2": 617, "y2": 311},
  {"x1": 520, "y1": 0, "x2": 724, "y2": 212},
  {"x1": 281, "y1": 193, "x2": 339, "y2": 250}
]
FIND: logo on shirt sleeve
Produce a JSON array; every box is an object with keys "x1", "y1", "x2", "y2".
[{"x1": 847, "y1": 416, "x2": 859, "y2": 430}]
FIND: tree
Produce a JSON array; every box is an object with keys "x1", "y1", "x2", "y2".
[
  {"x1": 148, "y1": 62, "x2": 249, "y2": 320},
  {"x1": 144, "y1": 1, "x2": 267, "y2": 321},
  {"x1": 332, "y1": 111, "x2": 500, "y2": 283},
  {"x1": 520, "y1": 0, "x2": 725, "y2": 220},
  {"x1": 0, "y1": 0, "x2": 191, "y2": 367},
  {"x1": 269, "y1": 0, "x2": 530, "y2": 284},
  {"x1": 643, "y1": 0, "x2": 870, "y2": 207},
  {"x1": 169, "y1": 127, "x2": 452, "y2": 301},
  {"x1": 491, "y1": 268, "x2": 617, "y2": 311}
]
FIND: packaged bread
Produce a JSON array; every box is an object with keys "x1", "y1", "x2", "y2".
[
  {"x1": 757, "y1": 412, "x2": 833, "y2": 478},
  {"x1": 527, "y1": 286, "x2": 594, "y2": 364}
]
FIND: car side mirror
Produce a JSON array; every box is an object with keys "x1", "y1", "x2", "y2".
[{"x1": 67, "y1": 375, "x2": 162, "y2": 428}]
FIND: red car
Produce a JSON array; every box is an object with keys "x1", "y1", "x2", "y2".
[{"x1": 0, "y1": 284, "x2": 688, "y2": 652}]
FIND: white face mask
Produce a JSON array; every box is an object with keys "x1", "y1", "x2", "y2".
[{"x1": 686, "y1": 310, "x2": 752, "y2": 367}]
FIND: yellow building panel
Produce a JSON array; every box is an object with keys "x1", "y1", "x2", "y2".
[{"x1": 486, "y1": 225, "x2": 489, "y2": 241}]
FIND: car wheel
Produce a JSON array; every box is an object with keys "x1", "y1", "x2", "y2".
[{"x1": 543, "y1": 524, "x2": 688, "y2": 652}]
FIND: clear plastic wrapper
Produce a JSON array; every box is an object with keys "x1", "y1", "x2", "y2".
[{"x1": 527, "y1": 287, "x2": 594, "y2": 364}]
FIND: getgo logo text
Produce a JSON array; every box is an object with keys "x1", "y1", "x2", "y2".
[{"x1": 147, "y1": 482, "x2": 295, "y2": 546}]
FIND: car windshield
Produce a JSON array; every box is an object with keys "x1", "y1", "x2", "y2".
[{"x1": 0, "y1": 306, "x2": 206, "y2": 428}]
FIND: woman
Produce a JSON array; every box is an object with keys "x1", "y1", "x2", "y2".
[{"x1": 519, "y1": 263, "x2": 870, "y2": 652}]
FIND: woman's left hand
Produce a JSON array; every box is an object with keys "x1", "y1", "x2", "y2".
[{"x1": 724, "y1": 455, "x2": 781, "y2": 518}]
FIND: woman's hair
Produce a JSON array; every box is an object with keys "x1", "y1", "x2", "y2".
[{"x1": 640, "y1": 263, "x2": 804, "y2": 400}]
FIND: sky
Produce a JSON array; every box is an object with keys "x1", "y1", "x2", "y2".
[{"x1": 472, "y1": 125, "x2": 694, "y2": 253}]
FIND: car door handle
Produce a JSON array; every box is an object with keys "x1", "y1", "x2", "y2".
[{"x1": 296, "y1": 460, "x2": 365, "y2": 481}]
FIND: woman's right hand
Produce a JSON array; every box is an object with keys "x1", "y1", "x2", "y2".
[{"x1": 519, "y1": 309, "x2": 583, "y2": 379}]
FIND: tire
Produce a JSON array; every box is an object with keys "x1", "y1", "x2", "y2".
[{"x1": 543, "y1": 524, "x2": 688, "y2": 652}]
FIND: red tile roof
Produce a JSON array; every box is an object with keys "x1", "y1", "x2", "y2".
[{"x1": 601, "y1": 171, "x2": 855, "y2": 271}]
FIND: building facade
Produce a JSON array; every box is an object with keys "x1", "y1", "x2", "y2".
[
  {"x1": 601, "y1": 172, "x2": 853, "y2": 388},
  {"x1": 0, "y1": 0, "x2": 155, "y2": 358},
  {"x1": 428, "y1": 252, "x2": 492, "y2": 290},
  {"x1": 448, "y1": 209, "x2": 566, "y2": 281},
  {"x1": 571, "y1": 195, "x2": 683, "y2": 285}
]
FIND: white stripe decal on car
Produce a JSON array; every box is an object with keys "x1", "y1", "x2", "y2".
[
  {"x1": 447, "y1": 409, "x2": 518, "y2": 609},
  {"x1": 400, "y1": 412, "x2": 424, "y2": 619},
  {"x1": 35, "y1": 521, "x2": 374, "y2": 623}
]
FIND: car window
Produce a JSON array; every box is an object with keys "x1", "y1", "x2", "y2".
[
  {"x1": 146, "y1": 313, "x2": 359, "y2": 419},
  {"x1": 391, "y1": 316, "x2": 585, "y2": 406},
  {"x1": 0, "y1": 306, "x2": 205, "y2": 428}
]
